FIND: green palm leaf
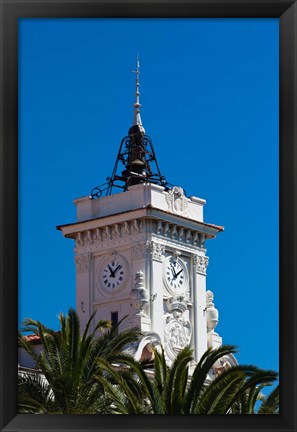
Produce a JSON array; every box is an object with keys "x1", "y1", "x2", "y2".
[
  {"x1": 18, "y1": 308, "x2": 141, "y2": 414},
  {"x1": 184, "y1": 344, "x2": 238, "y2": 414},
  {"x1": 258, "y1": 384, "x2": 279, "y2": 414}
]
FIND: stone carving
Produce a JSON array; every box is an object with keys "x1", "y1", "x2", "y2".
[
  {"x1": 192, "y1": 232, "x2": 199, "y2": 246},
  {"x1": 74, "y1": 219, "x2": 148, "y2": 250},
  {"x1": 165, "y1": 186, "x2": 188, "y2": 215},
  {"x1": 150, "y1": 241, "x2": 165, "y2": 262},
  {"x1": 193, "y1": 254, "x2": 209, "y2": 275},
  {"x1": 75, "y1": 220, "x2": 206, "y2": 252},
  {"x1": 151, "y1": 221, "x2": 158, "y2": 232},
  {"x1": 199, "y1": 233, "x2": 206, "y2": 248},
  {"x1": 171, "y1": 225, "x2": 177, "y2": 239},
  {"x1": 166, "y1": 295, "x2": 188, "y2": 314},
  {"x1": 156, "y1": 220, "x2": 163, "y2": 234},
  {"x1": 164, "y1": 296, "x2": 191, "y2": 362},
  {"x1": 130, "y1": 271, "x2": 149, "y2": 316},
  {"x1": 130, "y1": 220, "x2": 139, "y2": 234},
  {"x1": 178, "y1": 227, "x2": 184, "y2": 241},
  {"x1": 206, "y1": 290, "x2": 219, "y2": 334},
  {"x1": 150, "y1": 293, "x2": 157, "y2": 302},
  {"x1": 166, "y1": 321, "x2": 187, "y2": 349},
  {"x1": 186, "y1": 229, "x2": 192, "y2": 243},
  {"x1": 75, "y1": 254, "x2": 92, "y2": 272},
  {"x1": 92, "y1": 228, "x2": 101, "y2": 242},
  {"x1": 111, "y1": 224, "x2": 121, "y2": 239},
  {"x1": 122, "y1": 221, "x2": 130, "y2": 236},
  {"x1": 164, "y1": 299, "x2": 192, "y2": 362},
  {"x1": 164, "y1": 223, "x2": 170, "y2": 237},
  {"x1": 151, "y1": 219, "x2": 206, "y2": 250},
  {"x1": 101, "y1": 226, "x2": 111, "y2": 241},
  {"x1": 212, "y1": 352, "x2": 239, "y2": 376},
  {"x1": 76, "y1": 232, "x2": 83, "y2": 247},
  {"x1": 134, "y1": 333, "x2": 162, "y2": 362},
  {"x1": 86, "y1": 230, "x2": 93, "y2": 244}
]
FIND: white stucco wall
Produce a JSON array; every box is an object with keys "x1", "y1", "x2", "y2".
[{"x1": 74, "y1": 183, "x2": 205, "y2": 223}]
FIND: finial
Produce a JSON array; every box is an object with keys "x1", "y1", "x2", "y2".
[{"x1": 131, "y1": 54, "x2": 145, "y2": 133}]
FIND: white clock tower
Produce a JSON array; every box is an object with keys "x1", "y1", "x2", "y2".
[{"x1": 57, "y1": 61, "x2": 224, "y2": 364}]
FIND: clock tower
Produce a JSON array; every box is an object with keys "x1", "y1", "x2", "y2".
[{"x1": 57, "y1": 60, "x2": 224, "y2": 364}]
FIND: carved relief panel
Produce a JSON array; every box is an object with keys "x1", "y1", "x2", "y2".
[
  {"x1": 165, "y1": 186, "x2": 188, "y2": 215},
  {"x1": 164, "y1": 297, "x2": 192, "y2": 363}
]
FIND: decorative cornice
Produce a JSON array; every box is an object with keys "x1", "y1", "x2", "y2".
[
  {"x1": 74, "y1": 218, "x2": 210, "y2": 254},
  {"x1": 74, "y1": 219, "x2": 144, "y2": 250},
  {"x1": 151, "y1": 236, "x2": 205, "y2": 257},
  {"x1": 151, "y1": 221, "x2": 206, "y2": 249},
  {"x1": 58, "y1": 206, "x2": 224, "y2": 237}
]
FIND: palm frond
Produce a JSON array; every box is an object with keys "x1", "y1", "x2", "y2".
[
  {"x1": 195, "y1": 369, "x2": 246, "y2": 414},
  {"x1": 18, "y1": 372, "x2": 56, "y2": 413},
  {"x1": 184, "y1": 344, "x2": 238, "y2": 413},
  {"x1": 258, "y1": 384, "x2": 279, "y2": 414},
  {"x1": 164, "y1": 346, "x2": 193, "y2": 414}
]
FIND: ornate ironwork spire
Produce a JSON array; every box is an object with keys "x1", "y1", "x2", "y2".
[{"x1": 90, "y1": 58, "x2": 167, "y2": 198}]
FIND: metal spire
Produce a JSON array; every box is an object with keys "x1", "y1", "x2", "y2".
[
  {"x1": 132, "y1": 55, "x2": 145, "y2": 133},
  {"x1": 90, "y1": 57, "x2": 167, "y2": 198}
]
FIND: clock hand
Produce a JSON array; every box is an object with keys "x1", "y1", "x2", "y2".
[
  {"x1": 108, "y1": 265, "x2": 114, "y2": 277},
  {"x1": 113, "y1": 264, "x2": 121, "y2": 275},
  {"x1": 170, "y1": 264, "x2": 177, "y2": 278},
  {"x1": 108, "y1": 264, "x2": 121, "y2": 278},
  {"x1": 175, "y1": 268, "x2": 183, "y2": 277}
]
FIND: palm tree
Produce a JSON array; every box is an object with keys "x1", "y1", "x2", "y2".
[
  {"x1": 97, "y1": 344, "x2": 278, "y2": 414},
  {"x1": 257, "y1": 384, "x2": 279, "y2": 414},
  {"x1": 230, "y1": 383, "x2": 279, "y2": 414},
  {"x1": 18, "y1": 307, "x2": 142, "y2": 414}
]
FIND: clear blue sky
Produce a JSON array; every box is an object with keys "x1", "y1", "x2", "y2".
[{"x1": 18, "y1": 18, "x2": 279, "y2": 378}]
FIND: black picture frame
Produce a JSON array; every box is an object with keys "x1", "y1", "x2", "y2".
[{"x1": 0, "y1": 1, "x2": 296, "y2": 431}]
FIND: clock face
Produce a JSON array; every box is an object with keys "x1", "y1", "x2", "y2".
[
  {"x1": 100, "y1": 257, "x2": 126, "y2": 292},
  {"x1": 164, "y1": 256, "x2": 188, "y2": 295}
]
